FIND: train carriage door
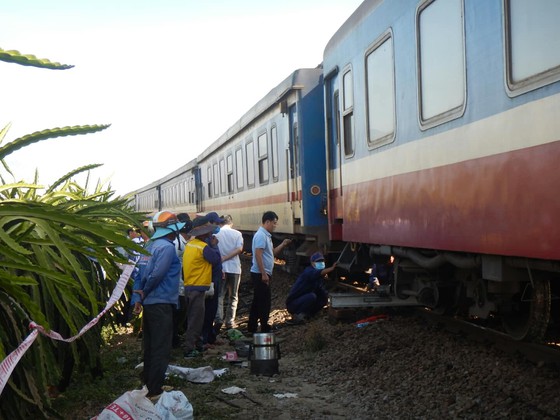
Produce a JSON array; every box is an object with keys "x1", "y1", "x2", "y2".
[
  {"x1": 325, "y1": 75, "x2": 343, "y2": 240},
  {"x1": 195, "y1": 167, "x2": 203, "y2": 213},
  {"x1": 287, "y1": 104, "x2": 301, "y2": 218}
]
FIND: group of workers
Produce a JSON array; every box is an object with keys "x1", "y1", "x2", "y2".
[{"x1": 126, "y1": 208, "x2": 392, "y2": 399}]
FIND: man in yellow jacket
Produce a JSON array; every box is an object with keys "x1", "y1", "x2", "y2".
[{"x1": 182, "y1": 216, "x2": 221, "y2": 358}]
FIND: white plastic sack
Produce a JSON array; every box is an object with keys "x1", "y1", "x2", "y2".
[
  {"x1": 92, "y1": 386, "x2": 162, "y2": 420},
  {"x1": 166, "y1": 364, "x2": 215, "y2": 383},
  {"x1": 135, "y1": 363, "x2": 227, "y2": 383},
  {"x1": 155, "y1": 391, "x2": 193, "y2": 420},
  {"x1": 273, "y1": 392, "x2": 298, "y2": 399},
  {"x1": 221, "y1": 386, "x2": 246, "y2": 395}
]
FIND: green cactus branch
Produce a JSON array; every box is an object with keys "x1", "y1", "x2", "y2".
[
  {"x1": 0, "y1": 125, "x2": 111, "y2": 160},
  {"x1": 0, "y1": 48, "x2": 74, "y2": 70}
]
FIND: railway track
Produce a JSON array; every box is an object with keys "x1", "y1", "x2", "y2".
[
  {"x1": 416, "y1": 309, "x2": 560, "y2": 366},
  {"x1": 233, "y1": 257, "x2": 560, "y2": 369}
]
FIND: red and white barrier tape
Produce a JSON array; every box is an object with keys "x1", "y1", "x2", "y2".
[{"x1": 0, "y1": 263, "x2": 135, "y2": 396}]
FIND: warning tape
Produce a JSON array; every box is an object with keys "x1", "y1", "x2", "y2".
[{"x1": 0, "y1": 263, "x2": 135, "y2": 396}]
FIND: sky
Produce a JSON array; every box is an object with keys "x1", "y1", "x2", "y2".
[{"x1": 1, "y1": 0, "x2": 363, "y2": 196}]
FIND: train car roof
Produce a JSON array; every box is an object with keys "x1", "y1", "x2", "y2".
[
  {"x1": 127, "y1": 157, "x2": 197, "y2": 195},
  {"x1": 197, "y1": 67, "x2": 323, "y2": 161},
  {"x1": 323, "y1": 0, "x2": 383, "y2": 62}
]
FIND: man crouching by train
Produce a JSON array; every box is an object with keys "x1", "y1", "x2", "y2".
[{"x1": 286, "y1": 252, "x2": 337, "y2": 324}]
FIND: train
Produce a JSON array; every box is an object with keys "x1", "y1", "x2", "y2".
[{"x1": 130, "y1": 0, "x2": 560, "y2": 342}]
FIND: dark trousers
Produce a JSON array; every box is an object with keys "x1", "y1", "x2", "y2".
[
  {"x1": 248, "y1": 271, "x2": 272, "y2": 333},
  {"x1": 172, "y1": 295, "x2": 187, "y2": 346},
  {"x1": 184, "y1": 290, "x2": 205, "y2": 353},
  {"x1": 202, "y1": 279, "x2": 220, "y2": 344},
  {"x1": 287, "y1": 289, "x2": 328, "y2": 317},
  {"x1": 142, "y1": 303, "x2": 173, "y2": 396}
]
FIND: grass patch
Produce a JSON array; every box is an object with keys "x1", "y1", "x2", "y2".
[
  {"x1": 51, "y1": 326, "x2": 249, "y2": 419},
  {"x1": 303, "y1": 323, "x2": 328, "y2": 352}
]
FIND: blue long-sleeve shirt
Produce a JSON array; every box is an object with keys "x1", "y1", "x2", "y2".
[
  {"x1": 131, "y1": 237, "x2": 181, "y2": 307},
  {"x1": 286, "y1": 266, "x2": 326, "y2": 305},
  {"x1": 206, "y1": 240, "x2": 222, "y2": 290}
]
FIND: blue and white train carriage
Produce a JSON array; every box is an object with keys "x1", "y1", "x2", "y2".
[
  {"x1": 196, "y1": 68, "x2": 329, "y2": 261},
  {"x1": 323, "y1": 0, "x2": 560, "y2": 340},
  {"x1": 131, "y1": 158, "x2": 199, "y2": 217},
  {"x1": 131, "y1": 68, "x2": 330, "y2": 263}
]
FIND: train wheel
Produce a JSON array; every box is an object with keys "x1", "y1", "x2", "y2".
[
  {"x1": 501, "y1": 276, "x2": 551, "y2": 341},
  {"x1": 431, "y1": 284, "x2": 459, "y2": 315}
]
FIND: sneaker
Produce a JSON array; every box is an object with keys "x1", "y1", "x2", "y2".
[
  {"x1": 184, "y1": 349, "x2": 202, "y2": 358},
  {"x1": 293, "y1": 313, "x2": 307, "y2": 322}
]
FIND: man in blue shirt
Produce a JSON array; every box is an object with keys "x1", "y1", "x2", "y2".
[
  {"x1": 132, "y1": 211, "x2": 184, "y2": 399},
  {"x1": 248, "y1": 211, "x2": 291, "y2": 334}
]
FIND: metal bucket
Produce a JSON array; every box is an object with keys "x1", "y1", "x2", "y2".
[{"x1": 249, "y1": 333, "x2": 280, "y2": 375}]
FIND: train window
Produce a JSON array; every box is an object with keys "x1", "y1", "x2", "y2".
[
  {"x1": 271, "y1": 126, "x2": 279, "y2": 181},
  {"x1": 246, "y1": 141, "x2": 255, "y2": 188},
  {"x1": 207, "y1": 166, "x2": 212, "y2": 198},
  {"x1": 226, "y1": 154, "x2": 234, "y2": 193},
  {"x1": 219, "y1": 158, "x2": 226, "y2": 194},
  {"x1": 342, "y1": 69, "x2": 355, "y2": 157},
  {"x1": 366, "y1": 32, "x2": 396, "y2": 147},
  {"x1": 213, "y1": 163, "x2": 219, "y2": 196},
  {"x1": 417, "y1": 0, "x2": 465, "y2": 128},
  {"x1": 235, "y1": 148, "x2": 244, "y2": 190},
  {"x1": 257, "y1": 132, "x2": 269, "y2": 184},
  {"x1": 505, "y1": 0, "x2": 560, "y2": 96}
]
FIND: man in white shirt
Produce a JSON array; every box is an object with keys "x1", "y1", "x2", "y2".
[{"x1": 214, "y1": 215, "x2": 244, "y2": 329}]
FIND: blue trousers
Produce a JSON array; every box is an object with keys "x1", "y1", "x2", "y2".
[{"x1": 286, "y1": 290, "x2": 328, "y2": 317}]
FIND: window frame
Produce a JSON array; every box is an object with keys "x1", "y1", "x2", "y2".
[
  {"x1": 257, "y1": 130, "x2": 269, "y2": 185},
  {"x1": 207, "y1": 165, "x2": 212, "y2": 198},
  {"x1": 219, "y1": 157, "x2": 226, "y2": 195},
  {"x1": 226, "y1": 153, "x2": 234, "y2": 193},
  {"x1": 245, "y1": 139, "x2": 255, "y2": 188},
  {"x1": 271, "y1": 125, "x2": 279, "y2": 182},
  {"x1": 212, "y1": 162, "x2": 219, "y2": 196},
  {"x1": 342, "y1": 66, "x2": 355, "y2": 158},
  {"x1": 365, "y1": 29, "x2": 397, "y2": 149},
  {"x1": 503, "y1": 0, "x2": 560, "y2": 97},
  {"x1": 416, "y1": 0, "x2": 466, "y2": 130},
  {"x1": 235, "y1": 147, "x2": 244, "y2": 191}
]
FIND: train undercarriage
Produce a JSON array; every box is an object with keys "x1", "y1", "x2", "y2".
[{"x1": 333, "y1": 243, "x2": 560, "y2": 342}]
